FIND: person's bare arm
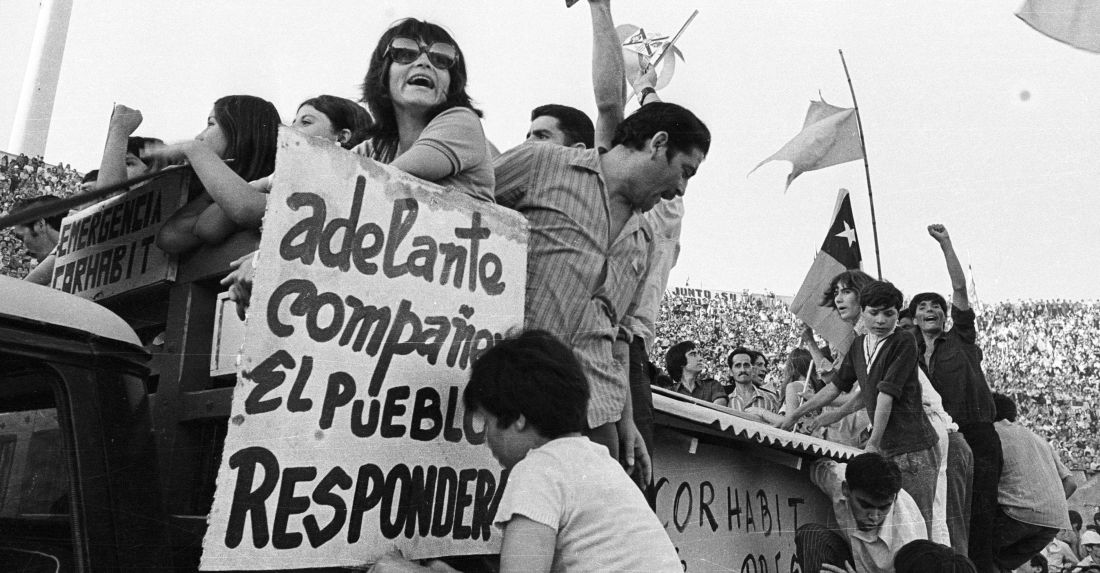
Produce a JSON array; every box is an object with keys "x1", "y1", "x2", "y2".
[
  {"x1": 777, "y1": 383, "x2": 840, "y2": 431},
  {"x1": 24, "y1": 255, "x2": 55, "y2": 285},
  {"x1": 499, "y1": 516, "x2": 556, "y2": 573},
  {"x1": 97, "y1": 104, "x2": 143, "y2": 191},
  {"x1": 806, "y1": 388, "x2": 864, "y2": 433},
  {"x1": 865, "y1": 392, "x2": 894, "y2": 453},
  {"x1": 589, "y1": 0, "x2": 625, "y2": 150},
  {"x1": 928, "y1": 224, "x2": 968, "y2": 311}
]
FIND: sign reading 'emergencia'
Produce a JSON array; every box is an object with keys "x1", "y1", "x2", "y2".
[
  {"x1": 51, "y1": 170, "x2": 187, "y2": 299},
  {"x1": 200, "y1": 129, "x2": 528, "y2": 570}
]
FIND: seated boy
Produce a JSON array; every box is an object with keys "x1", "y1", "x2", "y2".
[
  {"x1": 779, "y1": 281, "x2": 939, "y2": 535},
  {"x1": 798, "y1": 453, "x2": 927, "y2": 573},
  {"x1": 371, "y1": 330, "x2": 681, "y2": 573}
]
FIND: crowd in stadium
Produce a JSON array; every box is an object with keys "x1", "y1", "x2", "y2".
[
  {"x1": 0, "y1": 153, "x2": 82, "y2": 277},
  {"x1": 651, "y1": 288, "x2": 1100, "y2": 473}
]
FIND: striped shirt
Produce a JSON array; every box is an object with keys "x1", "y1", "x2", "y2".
[{"x1": 494, "y1": 143, "x2": 651, "y2": 427}]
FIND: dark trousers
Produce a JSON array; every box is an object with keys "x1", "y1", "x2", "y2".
[
  {"x1": 960, "y1": 423, "x2": 1003, "y2": 573},
  {"x1": 796, "y1": 523, "x2": 853, "y2": 573},
  {"x1": 992, "y1": 507, "x2": 1057, "y2": 571},
  {"x1": 628, "y1": 337, "x2": 655, "y2": 460}
]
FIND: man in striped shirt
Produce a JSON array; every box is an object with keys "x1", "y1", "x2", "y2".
[{"x1": 493, "y1": 102, "x2": 710, "y2": 482}]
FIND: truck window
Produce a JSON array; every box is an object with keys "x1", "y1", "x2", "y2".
[{"x1": 0, "y1": 365, "x2": 77, "y2": 572}]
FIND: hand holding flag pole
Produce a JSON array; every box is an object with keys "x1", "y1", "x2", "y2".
[{"x1": 619, "y1": 10, "x2": 699, "y2": 100}]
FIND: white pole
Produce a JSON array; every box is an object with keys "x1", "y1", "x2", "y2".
[{"x1": 7, "y1": 0, "x2": 74, "y2": 158}]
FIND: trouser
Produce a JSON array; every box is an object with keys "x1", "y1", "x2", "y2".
[
  {"x1": 945, "y1": 431, "x2": 974, "y2": 557},
  {"x1": 992, "y1": 507, "x2": 1057, "y2": 571},
  {"x1": 890, "y1": 445, "x2": 940, "y2": 537},
  {"x1": 628, "y1": 337, "x2": 656, "y2": 461},
  {"x1": 960, "y1": 423, "x2": 1004, "y2": 573},
  {"x1": 796, "y1": 523, "x2": 853, "y2": 573},
  {"x1": 586, "y1": 422, "x2": 619, "y2": 460}
]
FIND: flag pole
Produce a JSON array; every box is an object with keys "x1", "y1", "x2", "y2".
[{"x1": 838, "y1": 49, "x2": 882, "y2": 279}]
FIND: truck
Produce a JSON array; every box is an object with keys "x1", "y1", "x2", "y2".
[{"x1": 0, "y1": 167, "x2": 852, "y2": 571}]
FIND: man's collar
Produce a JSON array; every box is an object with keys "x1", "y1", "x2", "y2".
[{"x1": 568, "y1": 148, "x2": 602, "y2": 173}]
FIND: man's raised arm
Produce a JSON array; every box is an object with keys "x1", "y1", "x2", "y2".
[
  {"x1": 589, "y1": 0, "x2": 625, "y2": 150},
  {"x1": 928, "y1": 224, "x2": 969, "y2": 311}
]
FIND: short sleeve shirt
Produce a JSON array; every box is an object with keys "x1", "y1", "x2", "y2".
[
  {"x1": 352, "y1": 107, "x2": 494, "y2": 203},
  {"x1": 494, "y1": 437, "x2": 682, "y2": 572}
]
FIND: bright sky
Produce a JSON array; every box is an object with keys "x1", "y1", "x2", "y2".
[{"x1": 2, "y1": 0, "x2": 1098, "y2": 303}]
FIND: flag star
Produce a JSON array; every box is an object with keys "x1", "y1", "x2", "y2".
[
  {"x1": 835, "y1": 221, "x2": 857, "y2": 247},
  {"x1": 623, "y1": 28, "x2": 669, "y2": 59}
]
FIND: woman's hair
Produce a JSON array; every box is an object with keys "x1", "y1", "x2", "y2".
[
  {"x1": 212, "y1": 95, "x2": 280, "y2": 182},
  {"x1": 360, "y1": 18, "x2": 481, "y2": 163},
  {"x1": 785, "y1": 348, "x2": 812, "y2": 382},
  {"x1": 820, "y1": 269, "x2": 875, "y2": 308},
  {"x1": 298, "y1": 95, "x2": 372, "y2": 149}
]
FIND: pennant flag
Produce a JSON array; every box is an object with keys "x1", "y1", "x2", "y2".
[
  {"x1": 751, "y1": 97, "x2": 863, "y2": 190},
  {"x1": 789, "y1": 189, "x2": 862, "y2": 352},
  {"x1": 967, "y1": 262, "x2": 981, "y2": 314},
  {"x1": 1017, "y1": 0, "x2": 1100, "y2": 53}
]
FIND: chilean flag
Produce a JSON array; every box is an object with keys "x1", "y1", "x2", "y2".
[{"x1": 789, "y1": 189, "x2": 862, "y2": 352}]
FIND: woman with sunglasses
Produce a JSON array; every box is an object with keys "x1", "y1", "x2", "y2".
[{"x1": 356, "y1": 18, "x2": 494, "y2": 203}]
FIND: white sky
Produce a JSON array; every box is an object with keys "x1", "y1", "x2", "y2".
[{"x1": 2, "y1": 0, "x2": 1098, "y2": 303}]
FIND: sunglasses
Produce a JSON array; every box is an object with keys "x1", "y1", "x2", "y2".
[{"x1": 385, "y1": 36, "x2": 459, "y2": 70}]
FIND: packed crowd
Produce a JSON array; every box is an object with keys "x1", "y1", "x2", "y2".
[
  {"x1": 0, "y1": 153, "x2": 83, "y2": 278},
  {"x1": 981, "y1": 300, "x2": 1100, "y2": 472},
  {"x1": 652, "y1": 289, "x2": 1100, "y2": 473}
]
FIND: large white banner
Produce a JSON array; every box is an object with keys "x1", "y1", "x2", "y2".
[{"x1": 201, "y1": 129, "x2": 528, "y2": 570}]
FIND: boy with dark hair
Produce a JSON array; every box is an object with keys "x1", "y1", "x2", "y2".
[
  {"x1": 893, "y1": 540, "x2": 977, "y2": 573},
  {"x1": 797, "y1": 452, "x2": 927, "y2": 573},
  {"x1": 465, "y1": 330, "x2": 681, "y2": 572},
  {"x1": 374, "y1": 330, "x2": 681, "y2": 573},
  {"x1": 781, "y1": 280, "x2": 940, "y2": 537}
]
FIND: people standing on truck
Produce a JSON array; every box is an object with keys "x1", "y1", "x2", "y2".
[
  {"x1": 369, "y1": 330, "x2": 682, "y2": 573},
  {"x1": 665, "y1": 340, "x2": 727, "y2": 406},
  {"x1": 910, "y1": 224, "x2": 1003, "y2": 573},
  {"x1": 354, "y1": 18, "x2": 494, "y2": 204},
  {"x1": 493, "y1": 101, "x2": 710, "y2": 485},
  {"x1": 990, "y1": 393, "x2": 1072, "y2": 572},
  {"x1": 797, "y1": 452, "x2": 927, "y2": 573},
  {"x1": 8, "y1": 194, "x2": 63, "y2": 285},
  {"x1": 148, "y1": 94, "x2": 280, "y2": 253},
  {"x1": 220, "y1": 17, "x2": 496, "y2": 319},
  {"x1": 780, "y1": 281, "x2": 940, "y2": 537}
]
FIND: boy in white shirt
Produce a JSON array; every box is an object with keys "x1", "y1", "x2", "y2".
[{"x1": 371, "y1": 330, "x2": 681, "y2": 573}]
